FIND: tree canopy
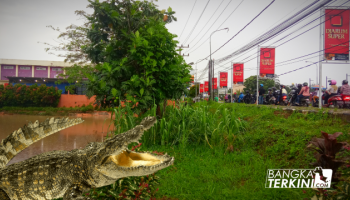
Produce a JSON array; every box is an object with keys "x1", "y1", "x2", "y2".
[
  {"x1": 52, "y1": 0, "x2": 191, "y2": 112},
  {"x1": 243, "y1": 75, "x2": 277, "y2": 93}
]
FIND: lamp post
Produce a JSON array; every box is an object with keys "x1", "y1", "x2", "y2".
[
  {"x1": 210, "y1": 28, "x2": 229, "y2": 101},
  {"x1": 305, "y1": 61, "x2": 318, "y2": 85}
]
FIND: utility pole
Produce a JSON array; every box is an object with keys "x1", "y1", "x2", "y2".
[
  {"x1": 231, "y1": 62, "x2": 233, "y2": 103},
  {"x1": 177, "y1": 45, "x2": 189, "y2": 56}
]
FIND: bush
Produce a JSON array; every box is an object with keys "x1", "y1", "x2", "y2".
[{"x1": 0, "y1": 84, "x2": 62, "y2": 107}]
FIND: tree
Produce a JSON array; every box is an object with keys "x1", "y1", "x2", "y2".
[
  {"x1": 243, "y1": 75, "x2": 276, "y2": 94},
  {"x1": 188, "y1": 84, "x2": 199, "y2": 98},
  {"x1": 81, "y1": 0, "x2": 190, "y2": 113},
  {"x1": 41, "y1": 10, "x2": 92, "y2": 64}
]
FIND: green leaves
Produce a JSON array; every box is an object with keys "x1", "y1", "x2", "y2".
[
  {"x1": 167, "y1": 7, "x2": 172, "y2": 13},
  {"x1": 111, "y1": 10, "x2": 119, "y2": 18},
  {"x1": 135, "y1": 30, "x2": 140, "y2": 38},
  {"x1": 140, "y1": 88, "x2": 144, "y2": 97},
  {"x1": 111, "y1": 88, "x2": 118, "y2": 97}
]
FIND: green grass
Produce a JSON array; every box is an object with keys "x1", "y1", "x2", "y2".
[
  {"x1": 140, "y1": 102, "x2": 350, "y2": 200},
  {"x1": 31, "y1": 100, "x2": 350, "y2": 199}
]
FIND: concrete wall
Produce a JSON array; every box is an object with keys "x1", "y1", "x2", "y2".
[{"x1": 57, "y1": 94, "x2": 96, "y2": 108}]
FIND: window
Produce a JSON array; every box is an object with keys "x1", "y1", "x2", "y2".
[
  {"x1": 3, "y1": 66, "x2": 14, "y2": 69},
  {"x1": 20, "y1": 66, "x2": 30, "y2": 70},
  {"x1": 36, "y1": 67, "x2": 46, "y2": 70},
  {"x1": 52, "y1": 68, "x2": 62, "y2": 71}
]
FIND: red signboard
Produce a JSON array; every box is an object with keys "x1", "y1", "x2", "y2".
[
  {"x1": 204, "y1": 81, "x2": 209, "y2": 92},
  {"x1": 260, "y1": 48, "x2": 275, "y2": 76},
  {"x1": 233, "y1": 63, "x2": 244, "y2": 83},
  {"x1": 200, "y1": 84, "x2": 204, "y2": 93},
  {"x1": 220, "y1": 72, "x2": 228, "y2": 87},
  {"x1": 212, "y1": 78, "x2": 217, "y2": 89},
  {"x1": 324, "y1": 9, "x2": 350, "y2": 60}
]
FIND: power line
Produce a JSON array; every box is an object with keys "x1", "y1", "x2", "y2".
[
  {"x1": 186, "y1": 0, "x2": 244, "y2": 54},
  {"x1": 197, "y1": 0, "x2": 276, "y2": 64},
  {"x1": 185, "y1": 0, "x2": 225, "y2": 46},
  {"x1": 213, "y1": 0, "x2": 316, "y2": 60},
  {"x1": 198, "y1": 40, "x2": 350, "y2": 81},
  {"x1": 182, "y1": 0, "x2": 211, "y2": 45},
  {"x1": 178, "y1": 0, "x2": 198, "y2": 40},
  {"x1": 198, "y1": 0, "x2": 340, "y2": 75},
  {"x1": 196, "y1": 0, "x2": 346, "y2": 81}
]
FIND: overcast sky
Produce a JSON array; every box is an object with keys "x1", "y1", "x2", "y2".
[{"x1": 1, "y1": 0, "x2": 350, "y2": 87}]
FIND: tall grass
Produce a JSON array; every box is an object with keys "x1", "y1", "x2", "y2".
[{"x1": 108, "y1": 100, "x2": 247, "y2": 149}]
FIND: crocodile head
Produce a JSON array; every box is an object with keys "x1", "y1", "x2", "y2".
[{"x1": 92, "y1": 116, "x2": 174, "y2": 180}]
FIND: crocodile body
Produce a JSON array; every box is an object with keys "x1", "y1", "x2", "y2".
[{"x1": 0, "y1": 116, "x2": 174, "y2": 199}]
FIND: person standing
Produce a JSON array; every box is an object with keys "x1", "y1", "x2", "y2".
[{"x1": 258, "y1": 84, "x2": 265, "y2": 104}]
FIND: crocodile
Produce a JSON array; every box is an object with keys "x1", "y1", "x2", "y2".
[{"x1": 0, "y1": 116, "x2": 174, "y2": 199}]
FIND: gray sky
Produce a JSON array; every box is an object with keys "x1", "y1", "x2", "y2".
[{"x1": 1, "y1": 0, "x2": 350, "y2": 87}]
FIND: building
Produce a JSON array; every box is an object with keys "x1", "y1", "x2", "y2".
[{"x1": 0, "y1": 59, "x2": 86, "y2": 94}]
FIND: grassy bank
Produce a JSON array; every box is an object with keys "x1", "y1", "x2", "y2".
[
  {"x1": 37, "y1": 100, "x2": 350, "y2": 199},
  {"x1": 142, "y1": 102, "x2": 350, "y2": 199}
]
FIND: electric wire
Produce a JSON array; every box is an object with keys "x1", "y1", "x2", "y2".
[
  {"x1": 196, "y1": 0, "x2": 347, "y2": 82},
  {"x1": 182, "y1": 0, "x2": 211, "y2": 45},
  {"x1": 214, "y1": 0, "x2": 313, "y2": 58},
  {"x1": 197, "y1": 0, "x2": 346, "y2": 78},
  {"x1": 178, "y1": 0, "x2": 198, "y2": 40},
  {"x1": 185, "y1": 0, "x2": 225, "y2": 46},
  {"x1": 185, "y1": 0, "x2": 245, "y2": 54}
]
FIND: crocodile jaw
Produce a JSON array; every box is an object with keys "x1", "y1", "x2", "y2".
[{"x1": 96, "y1": 149, "x2": 174, "y2": 179}]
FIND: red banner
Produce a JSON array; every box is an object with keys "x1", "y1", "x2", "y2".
[
  {"x1": 220, "y1": 72, "x2": 228, "y2": 87},
  {"x1": 233, "y1": 63, "x2": 244, "y2": 83},
  {"x1": 200, "y1": 84, "x2": 204, "y2": 93},
  {"x1": 190, "y1": 75, "x2": 194, "y2": 83},
  {"x1": 324, "y1": 9, "x2": 350, "y2": 60},
  {"x1": 260, "y1": 48, "x2": 275, "y2": 76},
  {"x1": 211, "y1": 78, "x2": 217, "y2": 89},
  {"x1": 204, "y1": 81, "x2": 209, "y2": 92}
]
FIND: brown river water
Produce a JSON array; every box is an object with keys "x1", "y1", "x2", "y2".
[{"x1": 0, "y1": 114, "x2": 115, "y2": 166}]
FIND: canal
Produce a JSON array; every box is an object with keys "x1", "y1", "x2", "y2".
[{"x1": 0, "y1": 114, "x2": 115, "y2": 166}]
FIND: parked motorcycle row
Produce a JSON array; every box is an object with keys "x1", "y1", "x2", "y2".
[{"x1": 224, "y1": 79, "x2": 350, "y2": 109}]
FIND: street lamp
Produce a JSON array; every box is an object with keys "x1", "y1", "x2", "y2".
[
  {"x1": 305, "y1": 61, "x2": 318, "y2": 85},
  {"x1": 210, "y1": 28, "x2": 229, "y2": 100}
]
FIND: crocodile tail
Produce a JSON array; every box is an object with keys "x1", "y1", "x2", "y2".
[{"x1": 0, "y1": 117, "x2": 84, "y2": 169}]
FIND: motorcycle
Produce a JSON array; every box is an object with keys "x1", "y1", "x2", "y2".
[
  {"x1": 268, "y1": 95, "x2": 276, "y2": 105},
  {"x1": 243, "y1": 92, "x2": 252, "y2": 104},
  {"x1": 342, "y1": 94, "x2": 350, "y2": 108},
  {"x1": 299, "y1": 96, "x2": 310, "y2": 107},
  {"x1": 312, "y1": 97, "x2": 319, "y2": 107},
  {"x1": 287, "y1": 88, "x2": 297, "y2": 106},
  {"x1": 281, "y1": 95, "x2": 288, "y2": 106},
  {"x1": 325, "y1": 94, "x2": 344, "y2": 108}
]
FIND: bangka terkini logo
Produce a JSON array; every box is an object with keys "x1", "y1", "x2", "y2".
[{"x1": 265, "y1": 167, "x2": 332, "y2": 188}]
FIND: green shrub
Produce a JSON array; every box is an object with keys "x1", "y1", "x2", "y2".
[{"x1": 0, "y1": 84, "x2": 61, "y2": 107}]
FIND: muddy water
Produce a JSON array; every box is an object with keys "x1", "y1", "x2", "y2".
[{"x1": 0, "y1": 115, "x2": 115, "y2": 166}]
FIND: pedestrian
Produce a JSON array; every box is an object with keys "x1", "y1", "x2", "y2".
[{"x1": 258, "y1": 84, "x2": 265, "y2": 104}]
